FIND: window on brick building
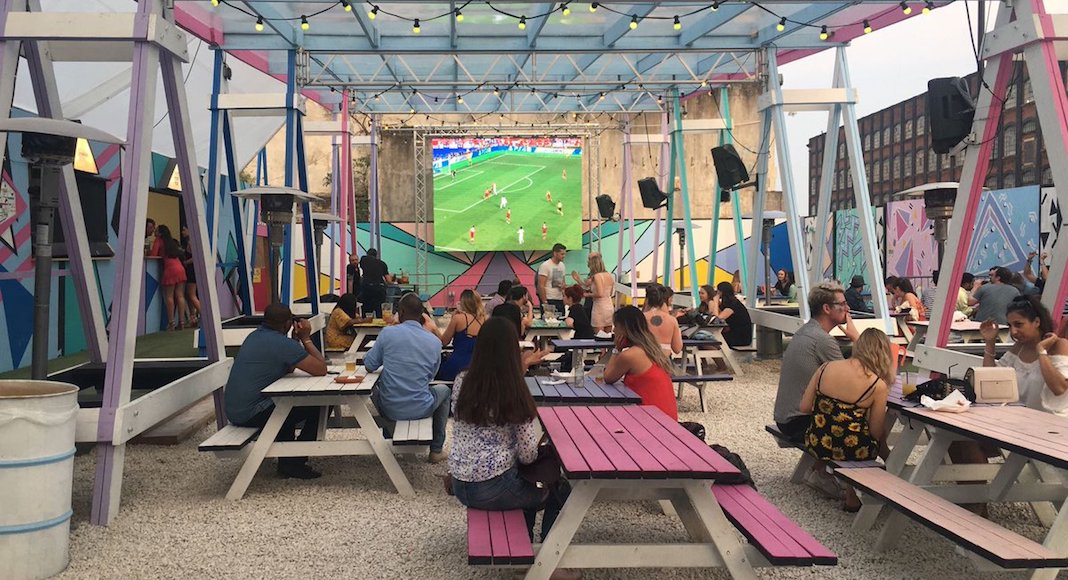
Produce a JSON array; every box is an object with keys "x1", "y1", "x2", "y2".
[
  {"x1": 1023, "y1": 135, "x2": 1037, "y2": 166},
  {"x1": 893, "y1": 157, "x2": 901, "y2": 178},
  {"x1": 1005, "y1": 83, "x2": 1017, "y2": 108},
  {"x1": 1004, "y1": 172, "x2": 1015, "y2": 188},
  {"x1": 942, "y1": 155, "x2": 950, "y2": 170},
  {"x1": 917, "y1": 116, "x2": 926, "y2": 136},
  {"x1": 928, "y1": 153, "x2": 937, "y2": 173},
  {"x1": 883, "y1": 127, "x2": 890, "y2": 145},
  {"x1": 916, "y1": 151, "x2": 925, "y2": 175},
  {"x1": 905, "y1": 120, "x2": 913, "y2": 139},
  {"x1": 894, "y1": 123, "x2": 901, "y2": 141},
  {"x1": 864, "y1": 133, "x2": 870, "y2": 150},
  {"x1": 1042, "y1": 166, "x2": 1052, "y2": 185},
  {"x1": 1003, "y1": 125, "x2": 1017, "y2": 156},
  {"x1": 873, "y1": 159, "x2": 880, "y2": 181},
  {"x1": 873, "y1": 130, "x2": 880, "y2": 148},
  {"x1": 1024, "y1": 79, "x2": 1034, "y2": 103},
  {"x1": 904, "y1": 153, "x2": 912, "y2": 176},
  {"x1": 985, "y1": 174, "x2": 997, "y2": 189},
  {"x1": 882, "y1": 159, "x2": 889, "y2": 180}
]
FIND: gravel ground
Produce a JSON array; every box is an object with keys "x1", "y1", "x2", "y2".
[{"x1": 60, "y1": 358, "x2": 1066, "y2": 579}]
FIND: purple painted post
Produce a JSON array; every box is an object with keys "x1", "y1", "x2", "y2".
[
  {"x1": 341, "y1": 91, "x2": 353, "y2": 290},
  {"x1": 615, "y1": 118, "x2": 629, "y2": 281},
  {"x1": 92, "y1": 0, "x2": 157, "y2": 526},
  {"x1": 369, "y1": 114, "x2": 379, "y2": 251}
]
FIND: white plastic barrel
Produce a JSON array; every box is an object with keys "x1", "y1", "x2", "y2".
[{"x1": 0, "y1": 380, "x2": 79, "y2": 579}]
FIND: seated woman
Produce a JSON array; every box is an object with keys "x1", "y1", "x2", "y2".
[
  {"x1": 643, "y1": 284, "x2": 682, "y2": 355},
  {"x1": 449, "y1": 318, "x2": 575, "y2": 578},
  {"x1": 560, "y1": 285, "x2": 595, "y2": 373},
  {"x1": 437, "y1": 289, "x2": 485, "y2": 381},
  {"x1": 712, "y1": 282, "x2": 753, "y2": 349},
  {"x1": 774, "y1": 270, "x2": 797, "y2": 301},
  {"x1": 889, "y1": 277, "x2": 925, "y2": 321},
  {"x1": 324, "y1": 293, "x2": 360, "y2": 351},
  {"x1": 981, "y1": 296, "x2": 1068, "y2": 415},
  {"x1": 800, "y1": 328, "x2": 892, "y2": 511},
  {"x1": 696, "y1": 284, "x2": 717, "y2": 316},
  {"x1": 603, "y1": 306, "x2": 678, "y2": 420}
]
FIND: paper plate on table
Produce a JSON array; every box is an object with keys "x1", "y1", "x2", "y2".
[{"x1": 334, "y1": 375, "x2": 364, "y2": 384}]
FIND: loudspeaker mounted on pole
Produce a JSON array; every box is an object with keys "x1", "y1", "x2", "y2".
[
  {"x1": 595, "y1": 194, "x2": 616, "y2": 220},
  {"x1": 711, "y1": 144, "x2": 754, "y2": 201},
  {"x1": 637, "y1": 177, "x2": 668, "y2": 209},
  {"x1": 926, "y1": 77, "x2": 975, "y2": 154}
]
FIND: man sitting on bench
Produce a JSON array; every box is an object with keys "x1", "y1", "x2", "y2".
[
  {"x1": 224, "y1": 303, "x2": 329, "y2": 479},
  {"x1": 365, "y1": 292, "x2": 450, "y2": 463},
  {"x1": 773, "y1": 282, "x2": 859, "y2": 494}
]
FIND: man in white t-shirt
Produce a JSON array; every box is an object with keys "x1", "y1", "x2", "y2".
[{"x1": 537, "y1": 243, "x2": 567, "y2": 314}]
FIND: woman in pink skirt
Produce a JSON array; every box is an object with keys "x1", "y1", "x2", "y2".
[{"x1": 156, "y1": 225, "x2": 189, "y2": 330}]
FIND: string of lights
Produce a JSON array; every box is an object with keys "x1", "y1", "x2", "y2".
[{"x1": 211, "y1": 1, "x2": 950, "y2": 106}]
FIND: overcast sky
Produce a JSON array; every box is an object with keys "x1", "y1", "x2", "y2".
[{"x1": 775, "y1": 1, "x2": 998, "y2": 212}]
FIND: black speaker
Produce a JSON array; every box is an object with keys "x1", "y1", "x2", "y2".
[
  {"x1": 595, "y1": 194, "x2": 616, "y2": 219},
  {"x1": 638, "y1": 177, "x2": 668, "y2": 209},
  {"x1": 926, "y1": 77, "x2": 975, "y2": 154},
  {"x1": 711, "y1": 144, "x2": 749, "y2": 192}
]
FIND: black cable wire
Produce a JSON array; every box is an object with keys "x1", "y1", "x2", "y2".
[{"x1": 153, "y1": 39, "x2": 203, "y2": 129}]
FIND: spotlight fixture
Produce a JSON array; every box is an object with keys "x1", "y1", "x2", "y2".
[
  {"x1": 922, "y1": 1, "x2": 934, "y2": 14},
  {"x1": 673, "y1": 16, "x2": 681, "y2": 30},
  {"x1": 900, "y1": 2, "x2": 912, "y2": 15},
  {"x1": 589, "y1": 2, "x2": 598, "y2": 12},
  {"x1": 368, "y1": 5, "x2": 378, "y2": 19},
  {"x1": 629, "y1": 15, "x2": 638, "y2": 29},
  {"x1": 455, "y1": 8, "x2": 463, "y2": 22},
  {"x1": 341, "y1": 0, "x2": 352, "y2": 12},
  {"x1": 562, "y1": 3, "x2": 571, "y2": 16},
  {"x1": 413, "y1": 18, "x2": 421, "y2": 33},
  {"x1": 255, "y1": 16, "x2": 264, "y2": 31},
  {"x1": 300, "y1": 15, "x2": 309, "y2": 31},
  {"x1": 863, "y1": 19, "x2": 872, "y2": 34},
  {"x1": 519, "y1": 16, "x2": 527, "y2": 30},
  {"x1": 819, "y1": 25, "x2": 829, "y2": 40},
  {"x1": 776, "y1": 17, "x2": 786, "y2": 32}
]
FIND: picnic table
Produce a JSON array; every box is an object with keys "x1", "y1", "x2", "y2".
[
  {"x1": 907, "y1": 319, "x2": 1009, "y2": 350},
  {"x1": 848, "y1": 392, "x2": 1068, "y2": 576},
  {"x1": 525, "y1": 318, "x2": 573, "y2": 345},
  {"x1": 343, "y1": 320, "x2": 388, "y2": 356},
  {"x1": 530, "y1": 405, "x2": 761, "y2": 579},
  {"x1": 193, "y1": 313, "x2": 326, "y2": 348},
  {"x1": 552, "y1": 337, "x2": 725, "y2": 377},
  {"x1": 525, "y1": 376, "x2": 641, "y2": 405},
  {"x1": 220, "y1": 366, "x2": 423, "y2": 500}
]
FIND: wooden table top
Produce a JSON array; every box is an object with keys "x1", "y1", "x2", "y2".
[
  {"x1": 901, "y1": 405, "x2": 1068, "y2": 469},
  {"x1": 262, "y1": 368, "x2": 379, "y2": 397},
  {"x1": 529, "y1": 319, "x2": 571, "y2": 329},
  {"x1": 538, "y1": 405, "x2": 740, "y2": 480},
  {"x1": 526, "y1": 376, "x2": 641, "y2": 405},
  {"x1": 910, "y1": 320, "x2": 1006, "y2": 331},
  {"x1": 552, "y1": 337, "x2": 722, "y2": 349}
]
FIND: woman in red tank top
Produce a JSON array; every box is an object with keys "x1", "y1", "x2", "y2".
[{"x1": 603, "y1": 306, "x2": 677, "y2": 420}]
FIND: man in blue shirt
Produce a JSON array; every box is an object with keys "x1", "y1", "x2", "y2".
[
  {"x1": 224, "y1": 303, "x2": 328, "y2": 479},
  {"x1": 364, "y1": 292, "x2": 449, "y2": 462}
]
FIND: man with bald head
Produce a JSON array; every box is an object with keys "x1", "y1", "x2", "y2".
[{"x1": 224, "y1": 303, "x2": 328, "y2": 479}]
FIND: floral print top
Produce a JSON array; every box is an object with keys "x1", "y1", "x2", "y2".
[
  {"x1": 803, "y1": 368, "x2": 879, "y2": 462},
  {"x1": 447, "y1": 372, "x2": 541, "y2": 483}
]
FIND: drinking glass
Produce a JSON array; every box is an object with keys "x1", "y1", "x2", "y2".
[{"x1": 382, "y1": 303, "x2": 393, "y2": 323}]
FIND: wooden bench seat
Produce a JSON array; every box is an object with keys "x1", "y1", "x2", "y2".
[
  {"x1": 467, "y1": 508, "x2": 534, "y2": 566},
  {"x1": 390, "y1": 417, "x2": 434, "y2": 446},
  {"x1": 672, "y1": 374, "x2": 734, "y2": 413},
  {"x1": 198, "y1": 425, "x2": 259, "y2": 457},
  {"x1": 836, "y1": 467, "x2": 1068, "y2": 569},
  {"x1": 766, "y1": 424, "x2": 883, "y2": 482},
  {"x1": 713, "y1": 484, "x2": 837, "y2": 566}
]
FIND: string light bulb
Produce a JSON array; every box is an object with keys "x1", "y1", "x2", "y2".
[
  {"x1": 711, "y1": 1, "x2": 721, "y2": 10},
  {"x1": 657, "y1": 95, "x2": 664, "y2": 105},
  {"x1": 341, "y1": 0, "x2": 352, "y2": 12},
  {"x1": 599, "y1": 92, "x2": 606, "y2": 100},
  {"x1": 455, "y1": 8, "x2": 463, "y2": 22},
  {"x1": 922, "y1": 1, "x2": 934, "y2": 14},
  {"x1": 493, "y1": 87, "x2": 500, "y2": 96},
  {"x1": 589, "y1": 2, "x2": 598, "y2": 12},
  {"x1": 776, "y1": 17, "x2": 786, "y2": 32},
  {"x1": 413, "y1": 18, "x2": 421, "y2": 33},
  {"x1": 673, "y1": 16, "x2": 681, "y2": 31},
  {"x1": 900, "y1": 2, "x2": 912, "y2": 15},
  {"x1": 210, "y1": 0, "x2": 219, "y2": 6},
  {"x1": 457, "y1": 94, "x2": 464, "y2": 103},
  {"x1": 629, "y1": 15, "x2": 638, "y2": 29},
  {"x1": 819, "y1": 25, "x2": 829, "y2": 40},
  {"x1": 300, "y1": 15, "x2": 309, "y2": 31},
  {"x1": 368, "y1": 5, "x2": 379, "y2": 20},
  {"x1": 410, "y1": 107, "x2": 416, "y2": 114},
  {"x1": 519, "y1": 16, "x2": 527, "y2": 30},
  {"x1": 863, "y1": 19, "x2": 872, "y2": 34},
  {"x1": 255, "y1": 16, "x2": 264, "y2": 31},
  {"x1": 562, "y1": 3, "x2": 571, "y2": 16},
  {"x1": 700, "y1": 79, "x2": 708, "y2": 87}
]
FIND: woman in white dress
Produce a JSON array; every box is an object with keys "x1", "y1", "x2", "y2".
[{"x1": 980, "y1": 296, "x2": 1068, "y2": 415}]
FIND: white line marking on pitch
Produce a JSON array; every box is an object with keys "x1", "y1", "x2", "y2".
[
  {"x1": 434, "y1": 169, "x2": 484, "y2": 190},
  {"x1": 438, "y1": 166, "x2": 545, "y2": 213}
]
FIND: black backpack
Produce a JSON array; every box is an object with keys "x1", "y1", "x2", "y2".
[{"x1": 710, "y1": 444, "x2": 756, "y2": 488}]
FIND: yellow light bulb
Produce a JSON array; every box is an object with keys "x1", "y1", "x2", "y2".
[
  {"x1": 255, "y1": 17, "x2": 264, "y2": 31},
  {"x1": 673, "y1": 16, "x2": 681, "y2": 31},
  {"x1": 301, "y1": 15, "x2": 309, "y2": 31},
  {"x1": 519, "y1": 17, "x2": 527, "y2": 30}
]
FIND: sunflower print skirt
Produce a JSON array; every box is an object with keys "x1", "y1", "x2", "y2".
[{"x1": 803, "y1": 393, "x2": 878, "y2": 462}]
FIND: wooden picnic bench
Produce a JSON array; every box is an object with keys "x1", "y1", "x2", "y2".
[
  {"x1": 672, "y1": 374, "x2": 734, "y2": 413},
  {"x1": 712, "y1": 483, "x2": 837, "y2": 566},
  {"x1": 525, "y1": 376, "x2": 641, "y2": 405},
  {"x1": 765, "y1": 424, "x2": 883, "y2": 483},
  {"x1": 467, "y1": 508, "x2": 535, "y2": 566},
  {"x1": 837, "y1": 467, "x2": 1068, "y2": 569}
]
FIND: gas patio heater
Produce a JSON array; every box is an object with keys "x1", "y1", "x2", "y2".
[
  {"x1": 232, "y1": 186, "x2": 316, "y2": 305},
  {"x1": 0, "y1": 118, "x2": 122, "y2": 379},
  {"x1": 300, "y1": 212, "x2": 340, "y2": 297}
]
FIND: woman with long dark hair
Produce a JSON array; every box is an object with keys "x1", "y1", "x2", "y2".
[
  {"x1": 156, "y1": 225, "x2": 189, "y2": 330},
  {"x1": 180, "y1": 226, "x2": 200, "y2": 326},
  {"x1": 981, "y1": 296, "x2": 1068, "y2": 414},
  {"x1": 642, "y1": 284, "x2": 682, "y2": 355},
  {"x1": 604, "y1": 306, "x2": 678, "y2": 419},
  {"x1": 889, "y1": 277, "x2": 925, "y2": 321},
  {"x1": 449, "y1": 318, "x2": 574, "y2": 568},
  {"x1": 325, "y1": 293, "x2": 361, "y2": 351},
  {"x1": 713, "y1": 282, "x2": 753, "y2": 348}
]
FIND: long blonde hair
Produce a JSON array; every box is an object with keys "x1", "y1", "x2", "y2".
[
  {"x1": 613, "y1": 306, "x2": 674, "y2": 374},
  {"x1": 853, "y1": 328, "x2": 893, "y2": 385},
  {"x1": 459, "y1": 289, "x2": 485, "y2": 319},
  {"x1": 588, "y1": 252, "x2": 606, "y2": 275}
]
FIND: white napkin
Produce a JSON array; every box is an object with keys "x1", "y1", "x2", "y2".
[
  {"x1": 921, "y1": 390, "x2": 971, "y2": 413},
  {"x1": 595, "y1": 330, "x2": 613, "y2": 339},
  {"x1": 551, "y1": 370, "x2": 575, "y2": 379},
  {"x1": 541, "y1": 379, "x2": 567, "y2": 386}
]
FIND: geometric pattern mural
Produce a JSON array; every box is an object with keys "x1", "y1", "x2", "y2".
[
  {"x1": 964, "y1": 186, "x2": 1040, "y2": 274},
  {"x1": 886, "y1": 199, "x2": 937, "y2": 278}
]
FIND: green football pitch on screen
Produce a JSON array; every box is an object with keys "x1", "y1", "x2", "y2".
[{"x1": 432, "y1": 151, "x2": 582, "y2": 252}]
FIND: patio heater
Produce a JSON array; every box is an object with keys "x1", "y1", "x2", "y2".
[
  {"x1": 0, "y1": 118, "x2": 122, "y2": 379},
  {"x1": 749, "y1": 211, "x2": 786, "y2": 305},
  {"x1": 232, "y1": 186, "x2": 316, "y2": 305},
  {"x1": 303, "y1": 212, "x2": 340, "y2": 294}
]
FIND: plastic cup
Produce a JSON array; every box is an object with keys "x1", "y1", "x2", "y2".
[
  {"x1": 589, "y1": 364, "x2": 605, "y2": 383},
  {"x1": 902, "y1": 383, "x2": 917, "y2": 397}
]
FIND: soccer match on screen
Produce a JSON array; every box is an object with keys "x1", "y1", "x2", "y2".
[{"x1": 431, "y1": 136, "x2": 583, "y2": 252}]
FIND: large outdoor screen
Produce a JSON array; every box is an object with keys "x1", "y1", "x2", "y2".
[{"x1": 431, "y1": 136, "x2": 583, "y2": 252}]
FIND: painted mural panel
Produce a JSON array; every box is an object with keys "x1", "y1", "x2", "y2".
[
  {"x1": 803, "y1": 215, "x2": 834, "y2": 280},
  {"x1": 833, "y1": 208, "x2": 881, "y2": 287},
  {"x1": 1041, "y1": 187, "x2": 1062, "y2": 256},
  {"x1": 886, "y1": 199, "x2": 937, "y2": 279},
  {"x1": 964, "y1": 186, "x2": 1040, "y2": 275}
]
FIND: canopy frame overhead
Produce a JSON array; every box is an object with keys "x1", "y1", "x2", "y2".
[
  {"x1": 171, "y1": 1, "x2": 950, "y2": 114},
  {"x1": 0, "y1": 0, "x2": 229, "y2": 526}
]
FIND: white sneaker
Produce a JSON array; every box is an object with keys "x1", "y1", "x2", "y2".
[{"x1": 803, "y1": 467, "x2": 843, "y2": 500}]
